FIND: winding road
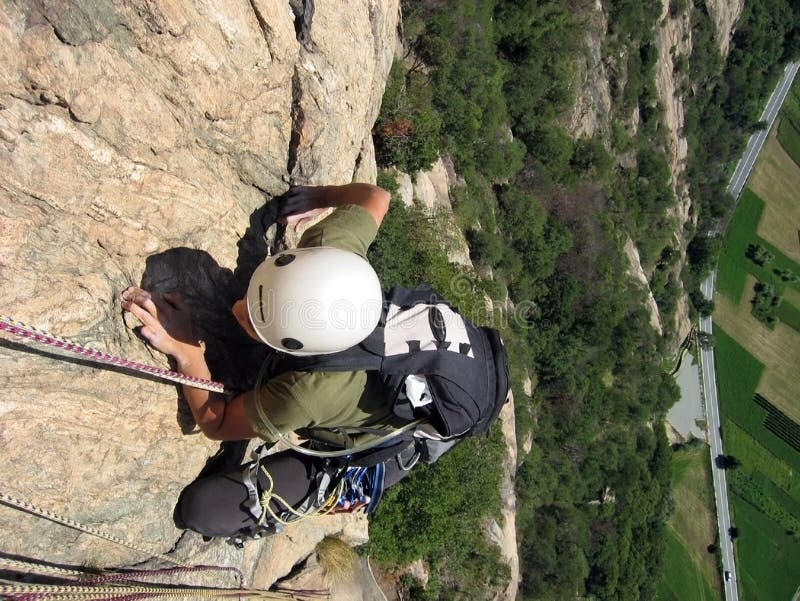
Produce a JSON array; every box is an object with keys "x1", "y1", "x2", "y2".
[{"x1": 698, "y1": 61, "x2": 799, "y2": 601}]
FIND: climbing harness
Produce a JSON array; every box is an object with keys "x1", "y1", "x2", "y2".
[
  {"x1": 223, "y1": 451, "x2": 386, "y2": 547},
  {"x1": 0, "y1": 315, "x2": 226, "y2": 393},
  {"x1": 257, "y1": 464, "x2": 343, "y2": 527}
]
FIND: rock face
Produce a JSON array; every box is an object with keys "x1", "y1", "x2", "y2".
[
  {"x1": 654, "y1": 0, "x2": 692, "y2": 199},
  {"x1": 652, "y1": 0, "x2": 694, "y2": 351},
  {"x1": 0, "y1": 0, "x2": 398, "y2": 588},
  {"x1": 494, "y1": 395, "x2": 520, "y2": 601},
  {"x1": 623, "y1": 237, "x2": 664, "y2": 337},
  {"x1": 599, "y1": 0, "x2": 744, "y2": 354},
  {"x1": 566, "y1": 3, "x2": 612, "y2": 139}
]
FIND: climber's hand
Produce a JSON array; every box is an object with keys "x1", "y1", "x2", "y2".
[
  {"x1": 121, "y1": 287, "x2": 202, "y2": 361},
  {"x1": 277, "y1": 186, "x2": 328, "y2": 231}
]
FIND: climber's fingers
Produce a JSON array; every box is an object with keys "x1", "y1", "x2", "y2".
[{"x1": 121, "y1": 286, "x2": 160, "y2": 325}]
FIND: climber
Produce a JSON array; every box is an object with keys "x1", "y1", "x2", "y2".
[
  {"x1": 121, "y1": 182, "x2": 412, "y2": 538},
  {"x1": 121, "y1": 181, "x2": 510, "y2": 541},
  {"x1": 121, "y1": 182, "x2": 395, "y2": 444}
]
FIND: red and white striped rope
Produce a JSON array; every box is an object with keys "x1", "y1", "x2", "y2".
[{"x1": 0, "y1": 315, "x2": 226, "y2": 394}]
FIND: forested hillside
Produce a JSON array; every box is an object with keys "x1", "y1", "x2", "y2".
[{"x1": 366, "y1": 0, "x2": 800, "y2": 599}]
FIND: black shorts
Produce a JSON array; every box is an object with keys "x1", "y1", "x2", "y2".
[{"x1": 175, "y1": 447, "x2": 414, "y2": 538}]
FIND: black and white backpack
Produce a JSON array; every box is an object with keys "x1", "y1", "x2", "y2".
[{"x1": 272, "y1": 284, "x2": 511, "y2": 466}]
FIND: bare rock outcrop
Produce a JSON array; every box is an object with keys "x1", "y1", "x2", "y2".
[
  {"x1": 566, "y1": 3, "x2": 612, "y2": 139},
  {"x1": 0, "y1": 0, "x2": 398, "y2": 588},
  {"x1": 654, "y1": 0, "x2": 692, "y2": 199},
  {"x1": 706, "y1": 0, "x2": 745, "y2": 57},
  {"x1": 494, "y1": 395, "x2": 520, "y2": 601},
  {"x1": 392, "y1": 157, "x2": 472, "y2": 267},
  {"x1": 623, "y1": 237, "x2": 664, "y2": 336}
]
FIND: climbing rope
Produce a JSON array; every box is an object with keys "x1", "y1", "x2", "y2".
[
  {"x1": 0, "y1": 552, "x2": 329, "y2": 601},
  {"x1": 0, "y1": 315, "x2": 226, "y2": 394},
  {"x1": 0, "y1": 582, "x2": 326, "y2": 600},
  {"x1": 0, "y1": 557, "x2": 89, "y2": 580},
  {"x1": 0, "y1": 529, "x2": 327, "y2": 601},
  {"x1": 257, "y1": 467, "x2": 342, "y2": 527},
  {"x1": 0, "y1": 493, "x2": 191, "y2": 569},
  {"x1": 0, "y1": 562, "x2": 327, "y2": 601},
  {"x1": 0, "y1": 558, "x2": 246, "y2": 588},
  {"x1": 0, "y1": 319, "x2": 334, "y2": 600}
]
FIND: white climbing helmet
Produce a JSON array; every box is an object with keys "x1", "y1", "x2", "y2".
[{"x1": 246, "y1": 247, "x2": 383, "y2": 355}]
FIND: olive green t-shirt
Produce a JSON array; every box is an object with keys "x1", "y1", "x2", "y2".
[{"x1": 242, "y1": 204, "x2": 401, "y2": 444}]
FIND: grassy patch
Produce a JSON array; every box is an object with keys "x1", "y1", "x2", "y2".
[
  {"x1": 730, "y1": 494, "x2": 800, "y2": 601},
  {"x1": 777, "y1": 77, "x2": 800, "y2": 166},
  {"x1": 786, "y1": 286, "x2": 800, "y2": 307},
  {"x1": 717, "y1": 190, "x2": 765, "y2": 303},
  {"x1": 713, "y1": 326, "x2": 764, "y2": 431},
  {"x1": 655, "y1": 528, "x2": 721, "y2": 601},
  {"x1": 781, "y1": 78, "x2": 800, "y2": 131},
  {"x1": 655, "y1": 444, "x2": 722, "y2": 601},
  {"x1": 724, "y1": 420, "x2": 800, "y2": 502},
  {"x1": 777, "y1": 117, "x2": 800, "y2": 167},
  {"x1": 776, "y1": 298, "x2": 800, "y2": 332}
]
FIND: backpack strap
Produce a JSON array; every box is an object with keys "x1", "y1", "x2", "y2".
[
  {"x1": 473, "y1": 326, "x2": 510, "y2": 435},
  {"x1": 384, "y1": 284, "x2": 449, "y2": 308},
  {"x1": 270, "y1": 327, "x2": 385, "y2": 376}
]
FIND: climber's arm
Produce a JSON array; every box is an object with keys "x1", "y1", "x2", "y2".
[
  {"x1": 172, "y1": 350, "x2": 257, "y2": 441},
  {"x1": 121, "y1": 287, "x2": 256, "y2": 440},
  {"x1": 278, "y1": 183, "x2": 390, "y2": 230}
]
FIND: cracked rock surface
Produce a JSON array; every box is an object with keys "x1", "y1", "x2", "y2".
[{"x1": 0, "y1": 0, "x2": 397, "y2": 590}]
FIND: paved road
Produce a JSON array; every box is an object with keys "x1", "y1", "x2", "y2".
[
  {"x1": 698, "y1": 61, "x2": 799, "y2": 601},
  {"x1": 727, "y1": 62, "x2": 800, "y2": 198},
  {"x1": 699, "y1": 272, "x2": 739, "y2": 601}
]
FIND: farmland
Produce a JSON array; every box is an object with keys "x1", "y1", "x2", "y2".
[
  {"x1": 713, "y1": 76, "x2": 800, "y2": 601},
  {"x1": 749, "y1": 131, "x2": 800, "y2": 264},
  {"x1": 715, "y1": 275, "x2": 800, "y2": 422}
]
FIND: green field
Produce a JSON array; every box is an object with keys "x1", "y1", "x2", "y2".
[
  {"x1": 724, "y1": 420, "x2": 800, "y2": 501},
  {"x1": 717, "y1": 190, "x2": 765, "y2": 303},
  {"x1": 716, "y1": 189, "x2": 800, "y2": 325},
  {"x1": 730, "y1": 495, "x2": 800, "y2": 601},
  {"x1": 715, "y1": 327, "x2": 800, "y2": 470},
  {"x1": 777, "y1": 78, "x2": 800, "y2": 165},
  {"x1": 777, "y1": 117, "x2": 800, "y2": 166},
  {"x1": 714, "y1": 327, "x2": 764, "y2": 429},
  {"x1": 656, "y1": 445, "x2": 722, "y2": 601},
  {"x1": 776, "y1": 298, "x2": 800, "y2": 332}
]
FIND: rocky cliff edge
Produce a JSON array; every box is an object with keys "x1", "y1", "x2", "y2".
[{"x1": 0, "y1": 0, "x2": 398, "y2": 589}]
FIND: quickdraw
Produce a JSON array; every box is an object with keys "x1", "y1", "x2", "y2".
[{"x1": 0, "y1": 315, "x2": 226, "y2": 393}]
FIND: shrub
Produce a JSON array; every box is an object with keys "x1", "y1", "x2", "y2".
[{"x1": 374, "y1": 61, "x2": 442, "y2": 173}]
